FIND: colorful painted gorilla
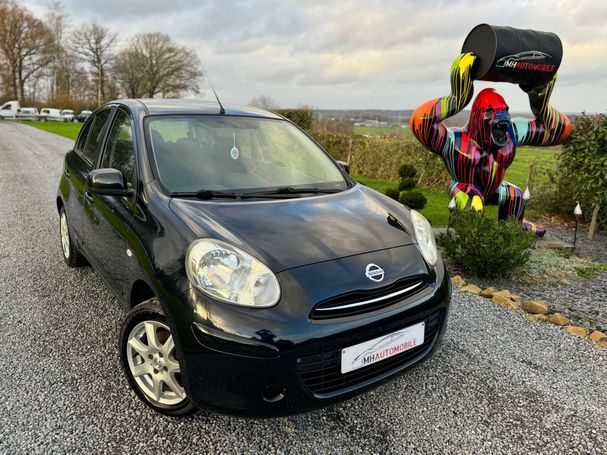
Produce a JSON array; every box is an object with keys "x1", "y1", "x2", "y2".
[{"x1": 410, "y1": 53, "x2": 571, "y2": 233}]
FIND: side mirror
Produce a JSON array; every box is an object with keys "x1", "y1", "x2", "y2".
[
  {"x1": 86, "y1": 168, "x2": 133, "y2": 197},
  {"x1": 336, "y1": 160, "x2": 350, "y2": 175}
]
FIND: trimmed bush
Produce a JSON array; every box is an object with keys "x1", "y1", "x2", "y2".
[
  {"x1": 398, "y1": 177, "x2": 417, "y2": 191},
  {"x1": 385, "y1": 187, "x2": 400, "y2": 200},
  {"x1": 437, "y1": 210, "x2": 534, "y2": 277},
  {"x1": 399, "y1": 190, "x2": 427, "y2": 210},
  {"x1": 398, "y1": 164, "x2": 417, "y2": 179}
]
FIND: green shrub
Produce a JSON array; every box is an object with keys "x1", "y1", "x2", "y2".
[
  {"x1": 398, "y1": 177, "x2": 417, "y2": 191},
  {"x1": 399, "y1": 164, "x2": 417, "y2": 179},
  {"x1": 385, "y1": 187, "x2": 400, "y2": 200},
  {"x1": 399, "y1": 190, "x2": 427, "y2": 210},
  {"x1": 557, "y1": 113, "x2": 607, "y2": 229},
  {"x1": 437, "y1": 210, "x2": 534, "y2": 277},
  {"x1": 274, "y1": 108, "x2": 314, "y2": 131}
]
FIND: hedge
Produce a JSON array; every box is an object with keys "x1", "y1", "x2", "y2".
[
  {"x1": 310, "y1": 130, "x2": 450, "y2": 188},
  {"x1": 273, "y1": 108, "x2": 314, "y2": 131}
]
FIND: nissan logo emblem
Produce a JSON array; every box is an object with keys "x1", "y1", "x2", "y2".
[{"x1": 365, "y1": 263, "x2": 384, "y2": 282}]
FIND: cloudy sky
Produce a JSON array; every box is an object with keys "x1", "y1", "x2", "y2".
[{"x1": 20, "y1": 0, "x2": 607, "y2": 113}]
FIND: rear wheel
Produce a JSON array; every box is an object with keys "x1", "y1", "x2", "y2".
[
  {"x1": 59, "y1": 207, "x2": 86, "y2": 267},
  {"x1": 120, "y1": 299, "x2": 197, "y2": 417}
]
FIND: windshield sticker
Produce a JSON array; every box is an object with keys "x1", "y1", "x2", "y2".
[{"x1": 230, "y1": 132, "x2": 240, "y2": 160}]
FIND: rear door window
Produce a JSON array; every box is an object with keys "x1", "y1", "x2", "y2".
[{"x1": 82, "y1": 109, "x2": 112, "y2": 164}]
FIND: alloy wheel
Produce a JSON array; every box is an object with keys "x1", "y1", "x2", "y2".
[
  {"x1": 60, "y1": 212, "x2": 70, "y2": 259},
  {"x1": 126, "y1": 320, "x2": 186, "y2": 406}
]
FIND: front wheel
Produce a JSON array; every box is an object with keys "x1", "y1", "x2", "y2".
[{"x1": 120, "y1": 299, "x2": 197, "y2": 417}]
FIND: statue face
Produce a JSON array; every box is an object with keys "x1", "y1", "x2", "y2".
[
  {"x1": 489, "y1": 109, "x2": 511, "y2": 148},
  {"x1": 469, "y1": 88, "x2": 512, "y2": 151}
]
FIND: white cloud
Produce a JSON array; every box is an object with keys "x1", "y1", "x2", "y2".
[{"x1": 18, "y1": 0, "x2": 607, "y2": 112}]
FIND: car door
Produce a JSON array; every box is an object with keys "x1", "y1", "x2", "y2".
[
  {"x1": 82, "y1": 107, "x2": 138, "y2": 297},
  {"x1": 63, "y1": 109, "x2": 112, "y2": 247}
]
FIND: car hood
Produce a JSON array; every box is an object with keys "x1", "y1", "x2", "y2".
[{"x1": 169, "y1": 185, "x2": 416, "y2": 272}]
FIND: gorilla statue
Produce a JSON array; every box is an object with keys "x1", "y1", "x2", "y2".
[{"x1": 410, "y1": 52, "x2": 571, "y2": 235}]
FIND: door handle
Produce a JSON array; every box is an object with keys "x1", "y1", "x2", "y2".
[
  {"x1": 84, "y1": 191, "x2": 93, "y2": 202},
  {"x1": 64, "y1": 169, "x2": 70, "y2": 178}
]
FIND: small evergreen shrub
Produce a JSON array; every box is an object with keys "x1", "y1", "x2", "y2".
[
  {"x1": 385, "y1": 187, "x2": 400, "y2": 200},
  {"x1": 437, "y1": 210, "x2": 534, "y2": 277},
  {"x1": 399, "y1": 164, "x2": 417, "y2": 179},
  {"x1": 398, "y1": 177, "x2": 417, "y2": 191},
  {"x1": 399, "y1": 190, "x2": 427, "y2": 210}
]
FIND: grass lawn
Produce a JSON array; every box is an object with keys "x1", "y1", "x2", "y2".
[
  {"x1": 18, "y1": 120, "x2": 81, "y2": 140},
  {"x1": 354, "y1": 126, "x2": 411, "y2": 137},
  {"x1": 354, "y1": 146, "x2": 556, "y2": 226}
]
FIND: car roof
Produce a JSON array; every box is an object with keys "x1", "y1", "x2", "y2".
[{"x1": 111, "y1": 98, "x2": 283, "y2": 120}]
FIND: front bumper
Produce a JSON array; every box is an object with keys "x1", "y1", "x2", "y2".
[{"x1": 166, "y1": 251, "x2": 451, "y2": 417}]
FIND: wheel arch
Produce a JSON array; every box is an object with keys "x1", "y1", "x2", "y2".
[{"x1": 129, "y1": 279, "x2": 156, "y2": 309}]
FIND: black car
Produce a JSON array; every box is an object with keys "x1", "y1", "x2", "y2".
[{"x1": 56, "y1": 99, "x2": 450, "y2": 417}]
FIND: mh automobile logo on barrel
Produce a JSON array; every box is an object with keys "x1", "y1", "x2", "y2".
[{"x1": 496, "y1": 50, "x2": 557, "y2": 72}]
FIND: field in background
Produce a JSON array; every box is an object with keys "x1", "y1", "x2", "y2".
[
  {"x1": 354, "y1": 125, "x2": 411, "y2": 137},
  {"x1": 19, "y1": 119, "x2": 556, "y2": 226},
  {"x1": 17, "y1": 120, "x2": 81, "y2": 140}
]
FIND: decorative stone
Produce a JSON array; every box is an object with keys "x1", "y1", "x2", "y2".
[
  {"x1": 492, "y1": 290, "x2": 512, "y2": 299},
  {"x1": 480, "y1": 287, "x2": 497, "y2": 298},
  {"x1": 599, "y1": 341, "x2": 607, "y2": 349},
  {"x1": 522, "y1": 300, "x2": 549, "y2": 315},
  {"x1": 511, "y1": 295, "x2": 522, "y2": 303},
  {"x1": 549, "y1": 313, "x2": 570, "y2": 326},
  {"x1": 589, "y1": 331, "x2": 607, "y2": 343},
  {"x1": 451, "y1": 275, "x2": 466, "y2": 286},
  {"x1": 460, "y1": 284, "x2": 481, "y2": 295},
  {"x1": 492, "y1": 294, "x2": 517, "y2": 310},
  {"x1": 527, "y1": 314, "x2": 549, "y2": 323},
  {"x1": 565, "y1": 326, "x2": 588, "y2": 337}
]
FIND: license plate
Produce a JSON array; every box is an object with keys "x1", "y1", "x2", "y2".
[{"x1": 340, "y1": 322, "x2": 425, "y2": 374}]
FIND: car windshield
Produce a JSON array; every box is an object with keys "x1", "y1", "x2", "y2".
[{"x1": 147, "y1": 115, "x2": 348, "y2": 194}]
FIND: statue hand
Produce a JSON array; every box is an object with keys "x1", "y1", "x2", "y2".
[{"x1": 449, "y1": 53, "x2": 476, "y2": 110}]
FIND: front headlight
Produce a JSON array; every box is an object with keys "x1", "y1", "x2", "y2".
[
  {"x1": 410, "y1": 210, "x2": 438, "y2": 266},
  {"x1": 186, "y1": 239, "x2": 280, "y2": 308}
]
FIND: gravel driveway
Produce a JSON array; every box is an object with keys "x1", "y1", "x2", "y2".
[{"x1": 0, "y1": 121, "x2": 606, "y2": 454}]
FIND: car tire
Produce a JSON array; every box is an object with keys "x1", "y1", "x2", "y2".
[
  {"x1": 120, "y1": 299, "x2": 197, "y2": 417},
  {"x1": 59, "y1": 207, "x2": 86, "y2": 267}
]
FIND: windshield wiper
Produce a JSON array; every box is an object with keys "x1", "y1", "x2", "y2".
[
  {"x1": 240, "y1": 187, "x2": 342, "y2": 198},
  {"x1": 171, "y1": 190, "x2": 240, "y2": 200}
]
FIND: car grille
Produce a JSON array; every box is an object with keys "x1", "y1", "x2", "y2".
[
  {"x1": 297, "y1": 310, "x2": 443, "y2": 397},
  {"x1": 309, "y1": 277, "x2": 428, "y2": 320}
]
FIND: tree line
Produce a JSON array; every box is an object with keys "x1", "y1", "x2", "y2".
[{"x1": 0, "y1": 0, "x2": 203, "y2": 110}]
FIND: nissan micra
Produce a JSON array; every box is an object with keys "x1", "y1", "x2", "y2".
[{"x1": 56, "y1": 99, "x2": 451, "y2": 417}]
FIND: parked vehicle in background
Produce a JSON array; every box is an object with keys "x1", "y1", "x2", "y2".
[
  {"x1": 18, "y1": 107, "x2": 39, "y2": 121},
  {"x1": 61, "y1": 109, "x2": 75, "y2": 122},
  {"x1": 0, "y1": 100, "x2": 20, "y2": 119},
  {"x1": 38, "y1": 108, "x2": 63, "y2": 122},
  {"x1": 75, "y1": 110, "x2": 92, "y2": 123}
]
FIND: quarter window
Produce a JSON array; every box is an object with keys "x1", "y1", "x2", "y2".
[
  {"x1": 82, "y1": 109, "x2": 112, "y2": 164},
  {"x1": 101, "y1": 109, "x2": 136, "y2": 187}
]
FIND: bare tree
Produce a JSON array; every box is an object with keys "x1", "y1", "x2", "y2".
[
  {"x1": 113, "y1": 32, "x2": 202, "y2": 98},
  {"x1": 249, "y1": 95, "x2": 278, "y2": 110},
  {"x1": 45, "y1": 0, "x2": 69, "y2": 100},
  {"x1": 71, "y1": 21, "x2": 117, "y2": 106},
  {"x1": 0, "y1": 0, "x2": 53, "y2": 101}
]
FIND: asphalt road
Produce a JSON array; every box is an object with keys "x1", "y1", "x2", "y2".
[{"x1": 0, "y1": 121, "x2": 606, "y2": 454}]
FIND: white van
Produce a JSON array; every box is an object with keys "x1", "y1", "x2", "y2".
[
  {"x1": 0, "y1": 100, "x2": 20, "y2": 119},
  {"x1": 18, "y1": 107, "x2": 39, "y2": 121},
  {"x1": 38, "y1": 108, "x2": 63, "y2": 122}
]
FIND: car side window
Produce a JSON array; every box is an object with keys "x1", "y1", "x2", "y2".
[
  {"x1": 82, "y1": 109, "x2": 112, "y2": 164},
  {"x1": 101, "y1": 109, "x2": 136, "y2": 188},
  {"x1": 75, "y1": 120, "x2": 93, "y2": 152}
]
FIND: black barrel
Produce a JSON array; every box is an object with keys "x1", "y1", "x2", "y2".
[{"x1": 461, "y1": 24, "x2": 562, "y2": 88}]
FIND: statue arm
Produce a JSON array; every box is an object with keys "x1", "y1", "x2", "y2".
[
  {"x1": 410, "y1": 53, "x2": 476, "y2": 155},
  {"x1": 513, "y1": 74, "x2": 572, "y2": 147}
]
